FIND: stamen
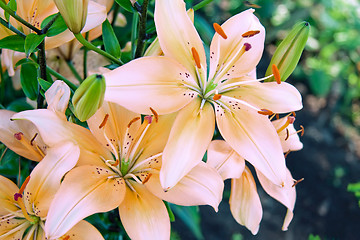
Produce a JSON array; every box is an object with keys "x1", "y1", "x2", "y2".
[
  {"x1": 111, "y1": 159, "x2": 119, "y2": 167},
  {"x1": 258, "y1": 109, "x2": 274, "y2": 116},
  {"x1": 63, "y1": 236, "x2": 70, "y2": 240},
  {"x1": 13, "y1": 176, "x2": 33, "y2": 222},
  {"x1": 292, "y1": 178, "x2": 304, "y2": 187},
  {"x1": 213, "y1": 94, "x2": 222, "y2": 101},
  {"x1": 276, "y1": 114, "x2": 280, "y2": 120},
  {"x1": 30, "y1": 133, "x2": 38, "y2": 146},
  {"x1": 242, "y1": 30, "x2": 260, "y2": 38},
  {"x1": 19, "y1": 176, "x2": 30, "y2": 195},
  {"x1": 149, "y1": 107, "x2": 158, "y2": 123},
  {"x1": 99, "y1": 114, "x2": 109, "y2": 129},
  {"x1": 284, "y1": 150, "x2": 291, "y2": 158},
  {"x1": 277, "y1": 116, "x2": 295, "y2": 133},
  {"x1": 14, "y1": 132, "x2": 24, "y2": 140},
  {"x1": 272, "y1": 64, "x2": 281, "y2": 84},
  {"x1": 213, "y1": 23, "x2": 228, "y2": 39},
  {"x1": 244, "y1": 43, "x2": 252, "y2": 51},
  {"x1": 292, "y1": 111, "x2": 296, "y2": 117},
  {"x1": 142, "y1": 173, "x2": 152, "y2": 184},
  {"x1": 298, "y1": 125, "x2": 305, "y2": 136},
  {"x1": 128, "y1": 117, "x2": 140, "y2": 128},
  {"x1": 191, "y1": 47, "x2": 201, "y2": 68},
  {"x1": 244, "y1": 1, "x2": 261, "y2": 8},
  {"x1": 285, "y1": 128, "x2": 290, "y2": 141}
]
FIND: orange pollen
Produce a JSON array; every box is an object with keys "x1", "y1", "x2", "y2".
[
  {"x1": 191, "y1": 47, "x2": 201, "y2": 68},
  {"x1": 272, "y1": 64, "x2": 281, "y2": 84},
  {"x1": 242, "y1": 30, "x2": 260, "y2": 38},
  {"x1": 14, "y1": 132, "x2": 24, "y2": 140},
  {"x1": 299, "y1": 125, "x2": 305, "y2": 136},
  {"x1": 244, "y1": 1, "x2": 261, "y2": 8},
  {"x1": 276, "y1": 114, "x2": 280, "y2": 120},
  {"x1": 258, "y1": 109, "x2": 274, "y2": 116},
  {"x1": 19, "y1": 176, "x2": 31, "y2": 195},
  {"x1": 292, "y1": 111, "x2": 296, "y2": 117},
  {"x1": 213, "y1": 23, "x2": 228, "y2": 39},
  {"x1": 30, "y1": 133, "x2": 38, "y2": 146},
  {"x1": 99, "y1": 114, "x2": 109, "y2": 129},
  {"x1": 149, "y1": 107, "x2": 159, "y2": 123},
  {"x1": 127, "y1": 117, "x2": 141, "y2": 128},
  {"x1": 284, "y1": 150, "x2": 291, "y2": 158},
  {"x1": 111, "y1": 159, "x2": 119, "y2": 167},
  {"x1": 142, "y1": 173, "x2": 152, "y2": 184},
  {"x1": 292, "y1": 178, "x2": 304, "y2": 187},
  {"x1": 63, "y1": 236, "x2": 70, "y2": 240},
  {"x1": 213, "y1": 94, "x2": 222, "y2": 101},
  {"x1": 285, "y1": 128, "x2": 290, "y2": 141}
]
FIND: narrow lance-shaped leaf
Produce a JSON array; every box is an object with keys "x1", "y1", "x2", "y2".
[
  {"x1": 102, "y1": 19, "x2": 121, "y2": 59},
  {"x1": 265, "y1": 21, "x2": 310, "y2": 82},
  {"x1": 5, "y1": 0, "x2": 17, "y2": 22},
  {"x1": 0, "y1": 35, "x2": 25, "y2": 52},
  {"x1": 24, "y1": 33, "x2": 46, "y2": 57},
  {"x1": 115, "y1": 0, "x2": 134, "y2": 13}
]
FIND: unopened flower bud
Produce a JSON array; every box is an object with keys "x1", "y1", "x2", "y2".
[
  {"x1": 265, "y1": 21, "x2": 310, "y2": 82},
  {"x1": 72, "y1": 74, "x2": 105, "y2": 121},
  {"x1": 54, "y1": 0, "x2": 90, "y2": 34}
]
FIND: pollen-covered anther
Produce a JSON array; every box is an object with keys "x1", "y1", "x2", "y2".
[
  {"x1": 191, "y1": 47, "x2": 201, "y2": 68},
  {"x1": 111, "y1": 159, "x2": 119, "y2": 167},
  {"x1": 244, "y1": 43, "x2": 252, "y2": 51},
  {"x1": 242, "y1": 30, "x2": 260, "y2": 38},
  {"x1": 149, "y1": 107, "x2": 159, "y2": 123},
  {"x1": 14, "y1": 132, "x2": 24, "y2": 140},
  {"x1": 298, "y1": 125, "x2": 305, "y2": 136},
  {"x1": 258, "y1": 109, "x2": 274, "y2": 115},
  {"x1": 99, "y1": 114, "x2": 109, "y2": 129},
  {"x1": 30, "y1": 133, "x2": 38, "y2": 146},
  {"x1": 142, "y1": 173, "x2": 152, "y2": 184},
  {"x1": 284, "y1": 150, "x2": 291, "y2": 158},
  {"x1": 285, "y1": 128, "x2": 290, "y2": 141},
  {"x1": 272, "y1": 64, "x2": 281, "y2": 84},
  {"x1": 63, "y1": 236, "x2": 70, "y2": 240},
  {"x1": 292, "y1": 178, "x2": 304, "y2": 187},
  {"x1": 213, "y1": 23, "x2": 228, "y2": 39},
  {"x1": 213, "y1": 94, "x2": 222, "y2": 101},
  {"x1": 127, "y1": 117, "x2": 141, "y2": 128}
]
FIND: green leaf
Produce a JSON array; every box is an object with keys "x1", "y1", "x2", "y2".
[
  {"x1": 5, "y1": 0, "x2": 17, "y2": 22},
  {"x1": 24, "y1": 33, "x2": 46, "y2": 57},
  {"x1": 41, "y1": 14, "x2": 68, "y2": 37},
  {"x1": 38, "y1": 78, "x2": 52, "y2": 92},
  {"x1": 6, "y1": 98, "x2": 34, "y2": 112},
  {"x1": 171, "y1": 205, "x2": 204, "y2": 240},
  {"x1": 0, "y1": 35, "x2": 25, "y2": 52},
  {"x1": 102, "y1": 19, "x2": 121, "y2": 59},
  {"x1": 115, "y1": 0, "x2": 133, "y2": 12},
  {"x1": 15, "y1": 58, "x2": 39, "y2": 68},
  {"x1": 20, "y1": 63, "x2": 39, "y2": 100}
]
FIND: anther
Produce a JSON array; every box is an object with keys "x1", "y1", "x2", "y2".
[
  {"x1": 292, "y1": 178, "x2": 304, "y2": 187},
  {"x1": 149, "y1": 107, "x2": 158, "y2": 123},
  {"x1": 111, "y1": 159, "x2": 119, "y2": 167},
  {"x1": 191, "y1": 47, "x2": 201, "y2": 68},
  {"x1": 284, "y1": 150, "x2": 291, "y2": 158},
  {"x1": 99, "y1": 114, "x2": 109, "y2": 129},
  {"x1": 292, "y1": 111, "x2": 296, "y2": 117},
  {"x1": 285, "y1": 128, "x2": 290, "y2": 141},
  {"x1": 14, "y1": 132, "x2": 24, "y2": 140},
  {"x1": 213, "y1": 23, "x2": 228, "y2": 39},
  {"x1": 272, "y1": 64, "x2": 281, "y2": 84},
  {"x1": 258, "y1": 109, "x2": 274, "y2": 115},
  {"x1": 244, "y1": 43, "x2": 252, "y2": 51},
  {"x1": 213, "y1": 94, "x2": 222, "y2": 101},
  {"x1": 127, "y1": 117, "x2": 141, "y2": 128},
  {"x1": 276, "y1": 114, "x2": 280, "y2": 120},
  {"x1": 298, "y1": 125, "x2": 304, "y2": 136},
  {"x1": 242, "y1": 30, "x2": 260, "y2": 38},
  {"x1": 30, "y1": 133, "x2": 38, "y2": 146},
  {"x1": 63, "y1": 236, "x2": 70, "y2": 240},
  {"x1": 142, "y1": 173, "x2": 152, "y2": 184}
]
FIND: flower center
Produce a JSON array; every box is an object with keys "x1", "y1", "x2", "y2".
[{"x1": 13, "y1": 132, "x2": 46, "y2": 160}]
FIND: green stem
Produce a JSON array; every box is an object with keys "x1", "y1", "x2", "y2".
[
  {"x1": 131, "y1": 12, "x2": 139, "y2": 59},
  {"x1": 0, "y1": 52, "x2": 4, "y2": 104},
  {"x1": 0, "y1": 17, "x2": 26, "y2": 37},
  {"x1": 0, "y1": 1, "x2": 42, "y2": 34},
  {"x1": 40, "y1": 13, "x2": 59, "y2": 34},
  {"x1": 193, "y1": 0, "x2": 214, "y2": 11},
  {"x1": 111, "y1": 3, "x2": 119, "y2": 27},
  {"x1": 135, "y1": 0, "x2": 149, "y2": 58},
  {"x1": 74, "y1": 33, "x2": 123, "y2": 65},
  {"x1": 66, "y1": 60, "x2": 82, "y2": 83},
  {"x1": 46, "y1": 67, "x2": 77, "y2": 92},
  {"x1": 37, "y1": 40, "x2": 47, "y2": 109},
  {"x1": 83, "y1": 32, "x2": 89, "y2": 79}
]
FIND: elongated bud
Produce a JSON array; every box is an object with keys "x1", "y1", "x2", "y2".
[
  {"x1": 72, "y1": 74, "x2": 105, "y2": 121},
  {"x1": 54, "y1": 0, "x2": 90, "y2": 34},
  {"x1": 265, "y1": 21, "x2": 310, "y2": 82}
]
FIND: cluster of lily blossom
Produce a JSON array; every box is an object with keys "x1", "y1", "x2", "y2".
[{"x1": 0, "y1": 0, "x2": 305, "y2": 239}]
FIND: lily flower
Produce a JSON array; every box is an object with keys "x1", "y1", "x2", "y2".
[
  {"x1": 104, "y1": 0, "x2": 303, "y2": 190},
  {"x1": 207, "y1": 139, "x2": 298, "y2": 234},
  {"x1": 13, "y1": 94, "x2": 224, "y2": 239}
]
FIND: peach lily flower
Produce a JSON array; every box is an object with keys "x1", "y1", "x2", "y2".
[
  {"x1": 207, "y1": 139, "x2": 300, "y2": 234},
  {"x1": 14, "y1": 93, "x2": 224, "y2": 239},
  {"x1": 0, "y1": 0, "x2": 106, "y2": 50},
  {"x1": 105, "y1": 0, "x2": 302, "y2": 190}
]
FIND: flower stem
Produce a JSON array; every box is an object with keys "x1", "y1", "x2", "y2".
[
  {"x1": 46, "y1": 66, "x2": 77, "y2": 92},
  {"x1": 193, "y1": 0, "x2": 214, "y2": 11},
  {"x1": 40, "y1": 13, "x2": 60, "y2": 34},
  {"x1": 0, "y1": 1, "x2": 41, "y2": 34},
  {"x1": 74, "y1": 33, "x2": 123, "y2": 65},
  {"x1": 37, "y1": 41, "x2": 47, "y2": 109},
  {"x1": 135, "y1": 0, "x2": 149, "y2": 58},
  {"x1": 83, "y1": 32, "x2": 89, "y2": 79},
  {"x1": 66, "y1": 60, "x2": 82, "y2": 83},
  {"x1": 0, "y1": 17, "x2": 26, "y2": 37}
]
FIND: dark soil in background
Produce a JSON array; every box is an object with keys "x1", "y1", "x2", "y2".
[{"x1": 172, "y1": 83, "x2": 360, "y2": 240}]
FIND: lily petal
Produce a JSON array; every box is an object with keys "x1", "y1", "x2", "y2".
[
  {"x1": 272, "y1": 117, "x2": 303, "y2": 152},
  {"x1": 64, "y1": 220, "x2": 104, "y2": 240},
  {"x1": 225, "y1": 81, "x2": 303, "y2": 113},
  {"x1": 161, "y1": 99, "x2": 215, "y2": 190},
  {"x1": 105, "y1": 56, "x2": 198, "y2": 115},
  {"x1": 23, "y1": 142, "x2": 80, "y2": 218},
  {"x1": 146, "y1": 161, "x2": 224, "y2": 211},
  {"x1": 215, "y1": 102, "x2": 287, "y2": 186},
  {"x1": 0, "y1": 175, "x2": 19, "y2": 215},
  {"x1": 207, "y1": 140, "x2": 245, "y2": 180},
  {"x1": 45, "y1": 165, "x2": 125, "y2": 239},
  {"x1": 256, "y1": 168, "x2": 296, "y2": 231},
  {"x1": 230, "y1": 166, "x2": 262, "y2": 235},
  {"x1": 209, "y1": 9, "x2": 265, "y2": 82},
  {"x1": 119, "y1": 182, "x2": 170, "y2": 240},
  {"x1": 155, "y1": 0, "x2": 206, "y2": 78},
  {"x1": 0, "y1": 219, "x2": 30, "y2": 239},
  {"x1": 45, "y1": 80, "x2": 71, "y2": 118}
]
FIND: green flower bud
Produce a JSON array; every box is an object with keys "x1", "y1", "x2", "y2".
[
  {"x1": 265, "y1": 21, "x2": 310, "y2": 82},
  {"x1": 72, "y1": 74, "x2": 105, "y2": 122},
  {"x1": 54, "y1": 0, "x2": 89, "y2": 34}
]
